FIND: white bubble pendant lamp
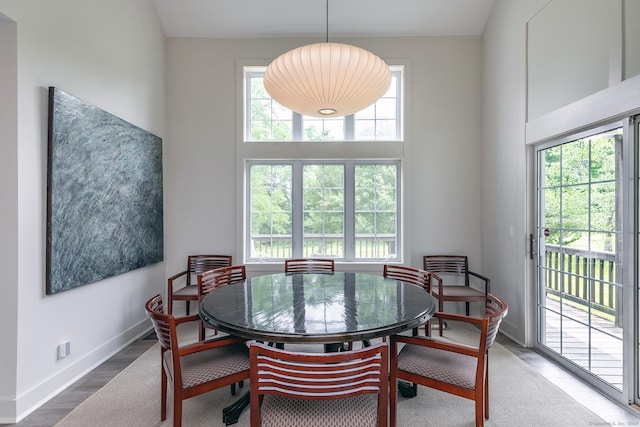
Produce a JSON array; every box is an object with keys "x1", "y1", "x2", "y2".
[{"x1": 264, "y1": 42, "x2": 391, "y2": 118}]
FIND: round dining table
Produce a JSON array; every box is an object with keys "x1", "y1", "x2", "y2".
[
  {"x1": 199, "y1": 271, "x2": 437, "y2": 425},
  {"x1": 199, "y1": 271, "x2": 437, "y2": 344}
]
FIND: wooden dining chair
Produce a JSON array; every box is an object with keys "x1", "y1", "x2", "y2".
[
  {"x1": 389, "y1": 294, "x2": 508, "y2": 427},
  {"x1": 250, "y1": 342, "x2": 388, "y2": 427},
  {"x1": 167, "y1": 254, "x2": 232, "y2": 315},
  {"x1": 197, "y1": 265, "x2": 247, "y2": 340},
  {"x1": 423, "y1": 255, "x2": 490, "y2": 335},
  {"x1": 284, "y1": 257, "x2": 335, "y2": 350},
  {"x1": 383, "y1": 264, "x2": 441, "y2": 336},
  {"x1": 284, "y1": 258, "x2": 335, "y2": 273},
  {"x1": 144, "y1": 294, "x2": 250, "y2": 427}
]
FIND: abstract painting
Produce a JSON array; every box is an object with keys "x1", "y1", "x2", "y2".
[{"x1": 46, "y1": 87, "x2": 163, "y2": 294}]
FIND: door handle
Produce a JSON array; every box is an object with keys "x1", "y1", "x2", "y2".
[{"x1": 529, "y1": 233, "x2": 536, "y2": 260}]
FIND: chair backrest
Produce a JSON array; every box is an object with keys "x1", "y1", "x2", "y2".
[
  {"x1": 187, "y1": 255, "x2": 233, "y2": 285},
  {"x1": 484, "y1": 293, "x2": 508, "y2": 351},
  {"x1": 145, "y1": 294, "x2": 177, "y2": 353},
  {"x1": 284, "y1": 258, "x2": 335, "y2": 273},
  {"x1": 197, "y1": 268, "x2": 222, "y2": 298},
  {"x1": 211, "y1": 265, "x2": 246, "y2": 287},
  {"x1": 423, "y1": 255, "x2": 469, "y2": 285},
  {"x1": 197, "y1": 265, "x2": 246, "y2": 297},
  {"x1": 250, "y1": 342, "x2": 388, "y2": 427},
  {"x1": 383, "y1": 264, "x2": 431, "y2": 292}
]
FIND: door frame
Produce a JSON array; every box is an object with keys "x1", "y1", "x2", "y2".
[{"x1": 533, "y1": 119, "x2": 631, "y2": 405}]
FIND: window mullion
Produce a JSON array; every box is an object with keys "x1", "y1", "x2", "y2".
[
  {"x1": 344, "y1": 161, "x2": 355, "y2": 261},
  {"x1": 292, "y1": 112, "x2": 303, "y2": 141},
  {"x1": 245, "y1": 73, "x2": 257, "y2": 141},
  {"x1": 344, "y1": 115, "x2": 355, "y2": 140},
  {"x1": 292, "y1": 162, "x2": 304, "y2": 257},
  {"x1": 394, "y1": 70, "x2": 402, "y2": 140}
]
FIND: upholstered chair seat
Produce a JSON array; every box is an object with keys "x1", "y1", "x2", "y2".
[{"x1": 259, "y1": 394, "x2": 379, "y2": 427}]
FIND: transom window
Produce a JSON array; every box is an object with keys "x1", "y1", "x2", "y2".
[
  {"x1": 247, "y1": 161, "x2": 400, "y2": 262},
  {"x1": 244, "y1": 66, "x2": 403, "y2": 142}
]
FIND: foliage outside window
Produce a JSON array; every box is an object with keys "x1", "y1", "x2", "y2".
[
  {"x1": 540, "y1": 127, "x2": 622, "y2": 251},
  {"x1": 245, "y1": 66, "x2": 403, "y2": 142},
  {"x1": 248, "y1": 161, "x2": 400, "y2": 262}
]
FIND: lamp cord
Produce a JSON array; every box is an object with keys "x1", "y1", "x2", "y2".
[{"x1": 325, "y1": 0, "x2": 329, "y2": 43}]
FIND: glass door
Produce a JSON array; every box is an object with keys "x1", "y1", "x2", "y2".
[{"x1": 536, "y1": 123, "x2": 625, "y2": 399}]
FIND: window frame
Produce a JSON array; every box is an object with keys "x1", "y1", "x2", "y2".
[
  {"x1": 246, "y1": 159, "x2": 402, "y2": 263},
  {"x1": 244, "y1": 65, "x2": 404, "y2": 143}
]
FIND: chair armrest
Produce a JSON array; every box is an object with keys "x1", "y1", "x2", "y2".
[
  {"x1": 434, "y1": 311, "x2": 484, "y2": 325},
  {"x1": 179, "y1": 335, "x2": 247, "y2": 357},
  {"x1": 168, "y1": 270, "x2": 188, "y2": 287},
  {"x1": 468, "y1": 270, "x2": 490, "y2": 294},
  {"x1": 432, "y1": 273, "x2": 444, "y2": 296},
  {"x1": 167, "y1": 270, "x2": 189, "y2": 313},
  {"x1": 391, "y1": 334, "x2": 480, "y2": 357},
  {"x1": 429, "y1": 273, "x2": 442, "y2": 295},
  {"x1": 173, "y1": 313, "x2": 201, "y2": 325},
  {"x1": 167, "y1": 270, "x2": 189, "y2": 293}
]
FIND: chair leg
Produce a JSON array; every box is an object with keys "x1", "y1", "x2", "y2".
[
  {"x1": 161, "y1": 366, "x2": 167, "y2": 421},
  {"x1": 438, "y1": 298, "x2": 444, "y2": 336},
  {"x1": 475, "y1": 393, "x2": 484, "y2": 427},
  {"x1": 390, "y1": 378, "x2": 397, "y2": 427},
  {"x1": 174, "y1": 392, "x2": 183, "y2": 427},
  {"x1": 198, "y1": 320, "x2": 205, "y2": 341},
  {"x1": 465, "y1": 301, "x2": 470, "y2": 316},
  {"x1": 185, "y1": 300, "x2": 190, "y2": 315},
  {"x1": 484, "y1": 358, "x2": 490, "y2": 419}
]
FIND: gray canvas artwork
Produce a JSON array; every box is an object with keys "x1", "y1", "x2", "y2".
[{"x1": 46, "y1": 87, "x2": 163, "y2": 294}]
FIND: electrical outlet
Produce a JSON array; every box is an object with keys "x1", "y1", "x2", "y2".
[{"x1": 58, "y1": 340, "x2": 71, "y2": 359}]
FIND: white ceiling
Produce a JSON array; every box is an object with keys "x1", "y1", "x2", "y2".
[{"x1": 153, "y1": 0, "x2": 495, "y2": 39}]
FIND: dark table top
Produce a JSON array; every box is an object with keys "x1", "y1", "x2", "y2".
[{"x1": 199, "y1": 272, "x2": 437, "y2": 344}]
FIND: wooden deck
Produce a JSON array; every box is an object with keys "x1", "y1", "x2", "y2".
[{"x1": 540, "y1": 296, "x2": 623, "y2": 389}]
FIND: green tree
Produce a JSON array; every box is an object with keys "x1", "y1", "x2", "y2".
[
  {"x1": 541, "y1": 132, "x2": 620, "y2": 250},
  {"x1": 250, "y1": 164, "x2": 292, "y2": 236}
]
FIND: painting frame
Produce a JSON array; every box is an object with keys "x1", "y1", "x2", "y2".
[{"x1": 46, "y1": 87, "x2": 164, "y2": 295}]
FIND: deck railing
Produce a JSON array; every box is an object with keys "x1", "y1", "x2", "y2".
[
  {"x1": 251, "y1": 234, "x2": 397, "y2": 259},
  {"x1": 543, "y1": 244, "x2": 621, "y2": 324}
]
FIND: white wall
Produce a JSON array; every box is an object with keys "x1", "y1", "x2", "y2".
[
  {"x1": 527, "y1": 0, "x2": 616, "y2": 120},
  {"x1": 625, "y1": 0, "x2": 640, "y2": 78},
  {"x1": 0, "y1": 1, "x2": 166, "y2": 422},
  {"x1": 0, "y1": 14, "x2": 18, "y2": 420},
  {"x1": 164, "y1": 36, "x2": 484, "y2": 280},
  {"x1": 481, "y1": 0, "x2": 532, "y2": 343}
]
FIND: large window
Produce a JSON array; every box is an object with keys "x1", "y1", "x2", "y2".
[
  {"x1": 248, "y1": 161, "x2": 400, "y2": 262},
  {"x1": 245, "y1": 66, "x2": 403, "y2": 142}
]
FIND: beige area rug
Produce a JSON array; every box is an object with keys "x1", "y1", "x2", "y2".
[{"x1": 55, "y1": 323, "x2": 606, "y2": 427}]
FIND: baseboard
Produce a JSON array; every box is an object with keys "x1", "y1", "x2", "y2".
[
  {"x1": 499, "y1": 319, "x2": 526, "y2": 347},
  {"x1": 9, "y1": 318, "x2": 153, "y2": 423}
]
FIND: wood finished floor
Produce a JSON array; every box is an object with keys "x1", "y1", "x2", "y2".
[
  {"x1": 4, "y1": 332, "x2": 640, "y2": 426},
  {"x1": 3, "y1": 337, "x2": 156, "y2": 427}
]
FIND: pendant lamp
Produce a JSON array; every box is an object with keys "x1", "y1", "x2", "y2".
[{"x1": 263, "y1": 1, "x2": 391, "y2": 118}]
